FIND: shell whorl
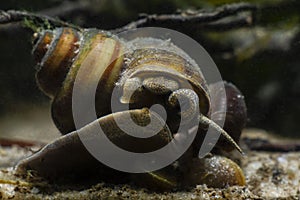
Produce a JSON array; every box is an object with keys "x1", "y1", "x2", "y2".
[
  {"x1": 33, "y1": 27, "x2": 125, "y2": 134},
  {"x1": 33, "y1": 28, "x2": 80, "y2": 97}
]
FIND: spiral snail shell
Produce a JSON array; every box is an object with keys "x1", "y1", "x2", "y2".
[
  {"x1": 33, "y1": 28, "x2": 124, "y2": 134},
  {"x1": 32, "y1": 27, "x2": 214, "y2": 135},
  {"x1": 16, "y1": 26, "x2": 247, "y2": 190}
]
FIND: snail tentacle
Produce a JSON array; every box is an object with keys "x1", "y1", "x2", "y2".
[
  {"x1": 167, "y1": 88, "x2": 199, "y2": 125},
  {"x1": 198, "y1": 114, "x2": 244, "y2": 155}
]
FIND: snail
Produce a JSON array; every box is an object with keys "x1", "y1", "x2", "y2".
[{"x1": 12, "y1": 26, "x2": 247, "y2": 190}]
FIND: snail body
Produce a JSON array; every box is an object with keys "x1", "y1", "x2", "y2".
[{"x1": 16, "y1": 27, "x2": 247, "y2": 190}]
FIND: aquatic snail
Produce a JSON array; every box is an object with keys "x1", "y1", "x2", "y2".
[{"x1": 14, "y1": 26, "x2": 247, "y2": 190}]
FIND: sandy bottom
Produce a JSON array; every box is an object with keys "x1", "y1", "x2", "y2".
[{"x1": 0, "y1": 139, "x2": 299, "y2": 199}]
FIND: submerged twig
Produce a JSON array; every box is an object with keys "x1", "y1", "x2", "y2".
[
  {"x1": 0, "y1": 3, "x2": 256, "y2": 33},
  {"x1": 202, "y1": 14, "x2": 254, "y2": 31},
  {"x1": 242, "y1": 137, "x2": 300, "y2": 152},
  {"x1": 0, "y1": 10, "x2": 81, "y2": 31},
  {"x1": 113, "y1": 3, "x2": 256, "y2": 33}
]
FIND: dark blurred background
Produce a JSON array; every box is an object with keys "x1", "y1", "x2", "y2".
[{"x1": 0, "y1": 0, "x2": 300, "y2": 138}]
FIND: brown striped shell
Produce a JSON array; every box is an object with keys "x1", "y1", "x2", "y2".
[
  {"x1": 33, "y1": 27, "x2": 210, "y2": 135},
  {"x1": 34, "y1": 28, "x2": 125, "y2": 134}
]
